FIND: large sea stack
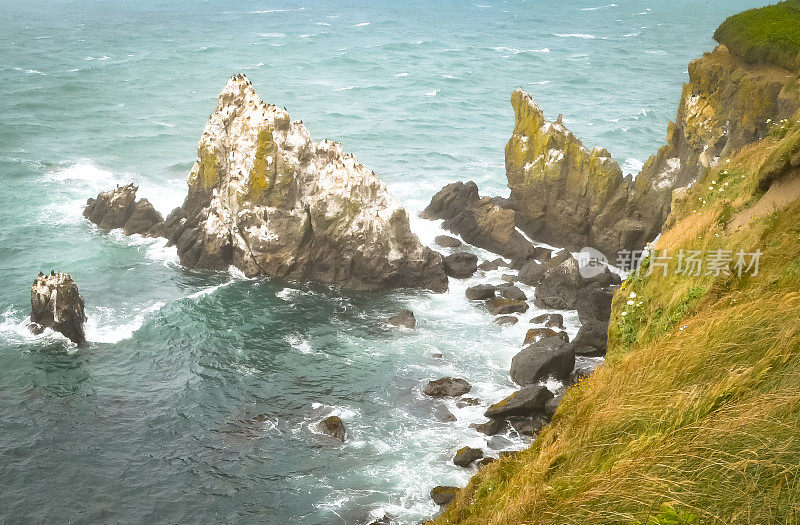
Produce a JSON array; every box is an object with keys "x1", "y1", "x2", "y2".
[
  {"x1": 29, "y1": 272, "x2": 87, "y2": 345},
  {"x1": 84, "y1": 75, "x2": 448, "y2": 292}
]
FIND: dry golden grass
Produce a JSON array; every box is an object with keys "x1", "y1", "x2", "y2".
[{"x1": 434, "y1": 106, "x2": 800, "y2": 525}]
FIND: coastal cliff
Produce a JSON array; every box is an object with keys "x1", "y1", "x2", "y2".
[
  {"x1": 505, "y1": 40, "x2": 800, "y2": 260},
  {"x1": 85, "y1": 75, "x2": 448, "y2": 292},
  {"x1": 433, "y1": 5, "x2": 800, "y2": 523}
]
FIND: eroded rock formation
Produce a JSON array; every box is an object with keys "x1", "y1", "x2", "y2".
[
  {"x1": 85, "y1": 75, "x2": 447, "y2": 292},
  {"x1": 29, "y1": 272, "x2": 87, "y2": 345},
  {"x1": 84, "y1": 183, "x2": 164, "y2": 236}
]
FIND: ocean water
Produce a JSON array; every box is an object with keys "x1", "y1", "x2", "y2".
[{"x1": 0, "y1": 1, "x2": 765, "y2": 523}]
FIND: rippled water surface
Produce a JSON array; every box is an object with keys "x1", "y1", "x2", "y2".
[{"x1": 0, "y1": 1, "x2": 764, "y2": 523}]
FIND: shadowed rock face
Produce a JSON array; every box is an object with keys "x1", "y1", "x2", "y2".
[
  {"x1": 29, "y1": 272, "x2": 86, "y2": 345},
  {"x1": 84, "y1": 183, "x2": 164, "y2": 236}
]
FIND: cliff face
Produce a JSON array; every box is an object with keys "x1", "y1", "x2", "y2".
[
  {"x1": 505, "y1": 45, "x2": 800, "y2": 260},
  {"x1": 85, "y1": 75, "x2": 447, "y2": 292}
]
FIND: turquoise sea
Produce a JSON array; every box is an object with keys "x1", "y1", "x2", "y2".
[{"x1": 0, "y1": 1, "x2": 766, "y2": 523}]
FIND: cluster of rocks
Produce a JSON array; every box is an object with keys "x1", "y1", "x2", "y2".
[{"x1": 83, "y1": 183, "x2": 164, "y2": 237}]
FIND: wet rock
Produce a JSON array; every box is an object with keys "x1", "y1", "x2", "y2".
[
  {"x1": 84, "y1": 183, "x2": 164, "y2": 236},
  {"x1": 434, "y1": 404, "x2": 457, "y2": 422},
  {"x1": 576, "y1": 283, "x2": 615, "y2": 323},
  {"x1": 424, "y1": 377, "x2": 471, "y2": 397},
  {"x1": 420, "y1": 181, "x2": 540, "y2": 263},
  {"x1": 435, "y1": 235, "x2": 462, "y2": 248},
  {"x1": 523, "y1": 327, "x2": 568, "y2": 345},
  {"x1": 518, "y1": 250, "x2": 571, "y2": 286},
  {"x1": 543, "y1": 393, "x2": 564, "y2": 418},
  {"x1": 570, "y1": 318, "x2": 609, "y2": 356},
  {"x1": 456, "y1": 397, "x2": 480, "y2": 408},
  {"x1": 485, "y1": 298, "x2": 529, "y2": 315},
  {"x1": 430, "y1": 486, "x2": 459, "y2": 506},
  {"x1": 494, "y1": 315, "x2": 518, "y2": 326},
  {"x1": 509, "y1": 414, "x2": 548, "y2": 436},
  {"x1": 533, "y1": 257, "x2": 583, "y2": 310},
  {"x1": 317, "y1": 416, "x2": 346, "y2": 442},
  {"x1": 453, "y1": 446, "x2": 483, "y2": 468},
  {"x1": 500, "y1": 274, "x2": 517, "y2": 283},
  {"x1": 510, "y1": 336, "x2": 575, "y2": 385},
  {"x1": 478, "y1": 258, "x2": 506, "y2": 271},
  {"x1": 367, "y1": 515, "x2": 393, "y2": 525},
  {"x1": 470, "y1": 419, "x2": 506, "y2": 436},
  {"x1": 387, "y1": 309, "x2": 416, "y2": 329},
  {"x1": 465, "y1": 284, "x2": 496, "y2": 301},
  {"x1": 499, "y1": 285, "x2": 526, "y2": 301},
  {"x1": 431, "y1": 353, "x2": 444, "y2": 360},
  {"x1": 443, "y1": 252, "x2": 478, "y2": 278},
  {"x1": 98, "y1": 76, "x2": 448, "y2": 292},
  {"x1": 484, "y1": 385, "x2": 553, "y2": 419},
  {"x1": 530, "y1": 313, "x2": 565, "y2": 329},
  {"x1": 29, "y1": 272, "x2": 86, "y2": 346}
]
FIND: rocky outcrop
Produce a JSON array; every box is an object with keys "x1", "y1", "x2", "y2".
[
  {"x1": 485, "y1": 297, "x2": 528, "y2": 315},
  {"x1": 317, "y1": 416, "x2": 346, "y2": 442},
  {"x1": 510, "y1": 336, "x2": 575, "y2": 385},
  {"x1": 90, "y1": 75, "x2": 447, "y2": 292},
  {"x1": 505, "y1": 45, "x2": 800, "y2": 260},
  {"x1": 443, "y1": 252, "x2": 478, "y2": 278},
  {"x1": 453, "y1": 446, "x2": 483, "y2": 468},
  {"x1": 484, "y1": 385, "x2": 553, "y2": 419},
  {"x1": 84, "y1": 183, "x2": 164, "y2": 236},
  {"x1": 420, "y1": 181, "x2": 541, "y2": 263},
  {"x1": 387, "y1": 309, "x2": 416, "y2": 329},
  {"x1": 435, "y1": 235, "x2": 462, "y2": 248},
  {"x1": 29, "y1": 272, "x2": 86, "y2": 345},
  {"x1": 424, "y1": 377, "x2": 471, "y2": 397},
  {"x1": 430, "y1": 486, "x2": 459, "y2": 506},
  {"x1": 465, "y1": 284, "x2": 496, "y2": 301}
]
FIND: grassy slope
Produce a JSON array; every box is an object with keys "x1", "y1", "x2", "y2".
[
  {"x1": 433, "y1": 119, "x2": 800, "y2": 523},
  {"x1": 714, "y1": 0, "x2": 800, "y2": 72}
]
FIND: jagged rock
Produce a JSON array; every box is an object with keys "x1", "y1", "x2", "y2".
[
  {"x1": 530, "y1": 313, "x2": 565, "y2": 329},
  {"x1": 121, "y1": 75, "x2": 448, "y2": 292},
  {"x1": 523, "y1": 327, "x2": 567, "y2": 345},
  {"x1": 465, "y1": 284, "x2": 496, "y2": 301},
  {"x1": 494, "y1": 315, "x2": 518, "y2": 326},
  {"x1": 424, "y1": 377, "x2": 471, "y2": 397},
  {"x1": 387, "y1": 309, "x2": 416, "y2": 329},
  {"x1": 478, "y1": 457, "x2": 496, "y2": 467},
  {"x1": 518, "y1": 250, "x2": 570, "y2": 286},
  {"x1": 570, "y1": 318, "x2": 609, "y2": 356},
  {"x1": 317, "y1": 416, "x2": 346, "y2": 442},
  {"x1": 478, "y1": 258, "x2": 506, "y2": 271},
  {"x1": 84, "y1": 183, "x2": 164, "y2": 236},
  {"x1": 443, "y1": 252, "x2": 478, "y2": 278},
  {"x1": 29, "y1": 272, "x2": 87, "y2": 345},
  {"x1": 499, "y1": 285, "x2": 526, "y2": 301},
  {"x1": 456, "y1": 397, "x2": 480, "y2": 408},
  {"x1": 533, "y1": 257, "x2": 583, "y2": 310},
  {"x1": 421, "y1": 181, "x2": 539, "y2": 263},
  {"x1": 543, "y1": 393, "x2": 563, "y2": 418},
  {"x1": 453, "y1": 446, "x2": 483, "y2": 468},
  {"x1": 435, "y1": 235, "x2": 462, "y2": 248},
  {"x1": 509, "y1": 414, "x2": 548, "y2": 436},
  {"x1": 576, "y1": 283, "x2": 615, "y2": 323},
  {"x1": 430, "y1": 486, "x2": 459, "y2": 506},
  {"x1": 484, "y1": 385, "x2": 553, "y2": 419},
  {"x1": 511, "y1": 336, "x2": 575, "y2": 385},
  {"x1": 471, "y1": 419, "x2": 506, "y2": 436},
  {"x1": 485, "y1": 298, "x2": 529, "y2": 315}
]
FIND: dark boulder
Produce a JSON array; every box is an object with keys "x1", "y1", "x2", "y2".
[
  {"x1": 509, "y1": 414, "x2": 548, "y2": 436},
  {"x1": 29, "y1": 272, "x2": 86, "y2": 346},
  {"x1": 485, "y1": 298, "x2": 529, "y2": 315},
  {"x1": 453, "y1": 446, "x2": 483, "y2": 468},
  {"x1": 533, "y1": 257, "x2": 583, "y2": 310},
  {"x1": 465, "y1": 284, "x2": 496, "y2": 301},
  {"x1": 518, "y1": 250, "x2": 571, "y2": 286},
  {"x1": 435, "y1": 235, "x2": 462, "y2": 248},
  {"x1": 430, "y1": 486, "x2": 459, "y2": 506},
  {"x1": 570, "y1": 318, "x2": 609, "y2": 356},
  {"x1": 424, "y1": 377, "x2": 471, "y2": 397},
  {"x1": 499, "y1": 285, "x2": 526, "y2": 301},
  {"x1": 510, "y1": 336, "x2": 575, "y2": 385},
  {"x1": 484, "y1": 385, "x2": 553, "y2": 418},
  {"x1": 543, "y1": 393, "x2": 564, "y2": 418},
  {"x1": 576, "y1": 283, "x2": 615, "y2": 323},
  {"x1": 443, "y1": 252, "x2": 478, "y2": 278},
  {"x1": 523, "y1": 327, "x2": 568, "y2": 345},
  {"x1": 470, "y1": 419, "x2": 506, "y2": 436},
  {"x1": 478, "y1": 258, "x2": 506, "y2": 271},
  {"x1": 317, "y1": 416, "x2": 346, "y2": 442},
  {"x1": 387, "y1": 309, "x2": 416, "y2": 329},
  {"x1": 530, "y1": 313, "x2": 565, "y2": 329}
]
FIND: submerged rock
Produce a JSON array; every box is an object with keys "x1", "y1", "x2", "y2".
[
  {"x1": 92, "y1": 75, "x2": 447, "y2": 292},
  {"x1": 29, "y1": 272, "x2": 87, "y2": 346},
  {"x1": 443, "y1": 252, "x2": 478, "y2": 278},
  {"x1": 387, "y1": 309, "x2": 416, "y2": 329},
  {"x1": 84, "y1": 183, "x2": 164, "y2": 236},
  {"x1": 430, "y1": 486, "x2": 459, "y2": 506},
  {"x1": 510, "y1": 336, "x2": 575, "y2": 385},
  {"x1": 424, "y1": 377, "x2": 471, "y2": 397},
  {"x1": 453, "y1": 446, "x2": 483, "y2": 468},
  {"x1": 494, "y1": 315, "x2": 518, "y2": 326},
  {"x1": 317, "y1": 416, "x2": 346, "y2": 442},
  {"x1": 420, "y1": 181, "x2": 539, "y2": 263},
  {"x1": 484, "y1": 385, "x2": 553, "y2": 419}
]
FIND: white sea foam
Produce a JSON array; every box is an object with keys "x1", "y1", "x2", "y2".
[
  {"x1": 554, "y1": 33, "x2": 597, "y2": 39},
  {"x1": 84, "y1": 301, "x2": 165, "y2": 344},
  {"x1": 354, "y1": 22, "x2": 371, "y2": 27},
  {"x1": 394, "y1": 72, "x2": 408, "y2": 77},
  {"x1": 284, "y1": 333, "x2": 313, "y2": 354},
  {"x1": 424, "y1": 89, "x2": 438, "y2": 96},
  {"x1": 622, "y1": 157, "x2": 644, "y2": 176}
]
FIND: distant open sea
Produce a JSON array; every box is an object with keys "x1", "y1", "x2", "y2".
[{"x1": 0, "y1": 1, "x2": 765, "y2": 523}]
